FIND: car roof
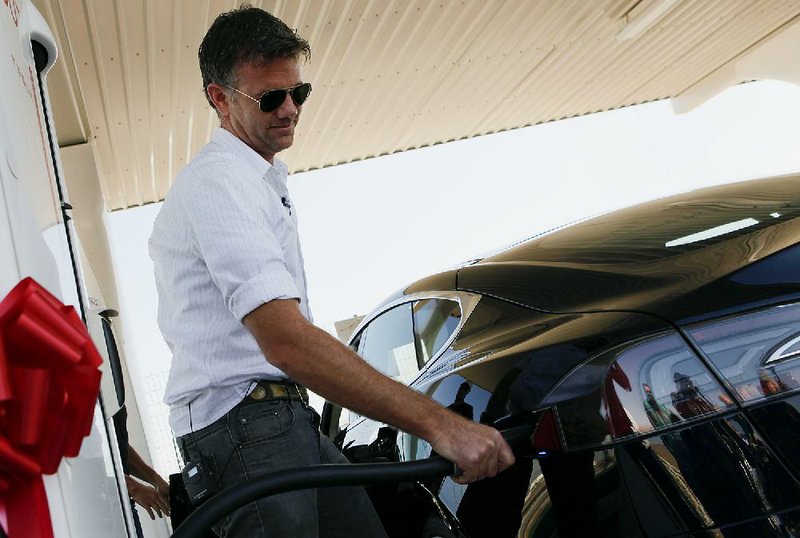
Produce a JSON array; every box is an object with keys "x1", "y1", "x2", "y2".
[{"x1": 456, "y1": 174, "x2": 800, "y2": 322}]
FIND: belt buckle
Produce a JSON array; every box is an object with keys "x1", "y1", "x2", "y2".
[
  {"x1": 269, "y1": 383, "x2": 290, "y2": 399},
  {"x1": 250, "y1": 384, "x2": 268, "y2": 400}
]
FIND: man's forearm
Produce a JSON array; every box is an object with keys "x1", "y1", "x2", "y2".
[
  {"x1": 128, "y1": 445, "x2": 167, "y2": 488},
  {"x1": 248, "y1": 305, "x2": 448, "y2": 442}
]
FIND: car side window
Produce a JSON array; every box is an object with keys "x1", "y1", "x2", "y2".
[
  {"x1": 358, "y1": 302, "x2": 418, "y2": 384},
  {"x1": 336, "y1": 299, "x2": 462, "y2": 431},
  {"x1": 545, "y1": 331, "x2": 733, "y2": 449},
  {"x1": 412, "y1": 299, "x2": 461, "y2": 365},
  {"x1": 687, "y1": 301, "x2": 800, "y2": 403}
]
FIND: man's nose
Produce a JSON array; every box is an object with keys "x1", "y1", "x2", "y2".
[{"x1": 275, "y1": 93, "x2": 298, "y2": 118}]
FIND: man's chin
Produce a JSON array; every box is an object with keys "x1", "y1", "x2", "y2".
[
  {"x1": 261, "y1": 135, "x2": 294, "y2": 155},
  {"x1": 275, "y1": 135, "x2": 295, "y2": 152}
]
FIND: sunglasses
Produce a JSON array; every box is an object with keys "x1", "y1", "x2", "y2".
[{"x1": 226, "y1": 82, "x2": 312, "y2": 112}]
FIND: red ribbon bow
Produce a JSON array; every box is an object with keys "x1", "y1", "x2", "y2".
[{"x1": 0, "y1": 278, "x2": 102, "y2": 538}]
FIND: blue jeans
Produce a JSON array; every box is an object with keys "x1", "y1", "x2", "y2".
[{"x1": 178, "y1": 394, "x2": 388, "y2": 537}]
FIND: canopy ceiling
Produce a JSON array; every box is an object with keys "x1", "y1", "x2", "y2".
[{"x1": 33, "y1": 0, "x2": 800, "y2": 211}]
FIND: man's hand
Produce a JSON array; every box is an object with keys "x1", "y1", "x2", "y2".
[
  {"x1": 429, "y1": 414, "x2": 515, "y2": 484},
  {"x1": 126, "y1": 475, "x2": 171, "y2": 520}
]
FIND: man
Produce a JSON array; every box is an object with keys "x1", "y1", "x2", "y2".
[{"x1": 149, "y1": 6, "x2": 514, "y2": 537}]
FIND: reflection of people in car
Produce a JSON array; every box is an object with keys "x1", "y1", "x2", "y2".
[
  {"x1": 654, "y1": 371, "x2": 800, "y2": 525},
  {"x1": 670, "y1": 372, "x2": 716, "y2": 418},
  {"x1": 759, "y1": 367, "x2": 793, "y2": 396},
  {"x1": 642, "y1": 383, "x2": 678, "y2": 429},
  {"x1": 452, "y1": 376, "x2": 533, "y2": 538},
  {"x1": 447, "y1": 382, "x2": 474, "y2": 420},
  {"x1": 718, "y1": 392, "x2": 735, "y2": 406},
  {"x1": 603, "y1": 361, "x2": 634, "y2": 436},
  {"x1": 747, "y1": 377, "x2": 800, "y2": 507}
]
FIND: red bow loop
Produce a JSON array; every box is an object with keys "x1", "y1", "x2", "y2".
[{"x1": 0, "y1": 278, "x2": 104, "y2": 538}]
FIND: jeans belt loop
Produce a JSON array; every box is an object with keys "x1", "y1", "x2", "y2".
[{"x1": 293, "y1": 382, "x2": 309, "y2": 406}]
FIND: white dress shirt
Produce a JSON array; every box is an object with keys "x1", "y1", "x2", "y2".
[{"x1": 149, "y1": 128, "x2": 311, "y2": 436}]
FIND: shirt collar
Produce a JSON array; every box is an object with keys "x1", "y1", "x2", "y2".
[{"x1": 210, "y1": 127, "x2": 288, "y2": 182}]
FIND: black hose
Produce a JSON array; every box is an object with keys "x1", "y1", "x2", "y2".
[
  {"x1": 171, "y1": 457, "x2": 456, "y2": 537},
  {"x1": 171, "y1": 424, "x2": 534, "y2": 537}
]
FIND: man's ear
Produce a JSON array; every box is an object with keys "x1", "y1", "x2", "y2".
[{"x1": 206, "y1": 83, "x2": 230, "y2": 117}]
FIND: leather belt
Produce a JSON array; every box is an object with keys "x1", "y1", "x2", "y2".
[{"x1": 247, "y1": 380, "x2": 308, "y2": 404}]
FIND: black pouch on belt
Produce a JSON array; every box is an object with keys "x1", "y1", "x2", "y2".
[{"x1": 180, "y1": 457, "x2": 219, "y2": 507}]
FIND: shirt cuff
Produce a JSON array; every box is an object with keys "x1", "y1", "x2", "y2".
[{"x1": 228, "y1": 267, "x2": 301, "y2": 321}]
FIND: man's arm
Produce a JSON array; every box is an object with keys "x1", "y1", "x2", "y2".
[
  {"x1": 243, "y1": 299, "x2": 515, "y2": 484},
  {"x1": 127, "y1": 445, "x2": 171, "y2": 519},
  {"x1": 128, "y1": 445, "x2": 170, "y2": 495}
]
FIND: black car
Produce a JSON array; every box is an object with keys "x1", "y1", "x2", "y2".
[{"x1": 321, "y1": 175, "x2": 800, "y2": 538}]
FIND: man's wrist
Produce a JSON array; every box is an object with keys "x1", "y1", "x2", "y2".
[
  {"x1": 416, "y1": 400, "x2": 452, "y2": 445},
  {"x1": 126, "y1": 475, "x2": 143, "y2": 493},
  {"x1": 153, "y1": 477, "x2": 169, "y2": 493}
]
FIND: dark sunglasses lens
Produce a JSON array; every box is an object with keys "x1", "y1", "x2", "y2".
[
  {"x1": 291, "y1": 83, "x2": 312, "y2": 105},
  {"x1": 259, "y1": 90, "x2": 287, "y2": 112},
  {"x1": 258, "y1": 84, "x2": 312, "y2": 112}
]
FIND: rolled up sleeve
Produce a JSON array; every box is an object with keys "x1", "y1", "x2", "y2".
[{"x1": 180, "y1": 159, "x2": 300, "y2": 321}]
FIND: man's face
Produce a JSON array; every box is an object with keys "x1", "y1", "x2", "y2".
[{"x1": 218, "y1": 56, "x2": 305, "y2": 163}]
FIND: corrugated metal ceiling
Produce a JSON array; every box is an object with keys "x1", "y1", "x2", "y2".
[{"x1": 33, "y1": 0, "x2": 800, "y2": 211}]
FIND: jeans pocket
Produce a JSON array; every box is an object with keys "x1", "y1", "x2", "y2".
[{"x1": 235, "y1": 401, "x2": 295, "y2": 446}]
